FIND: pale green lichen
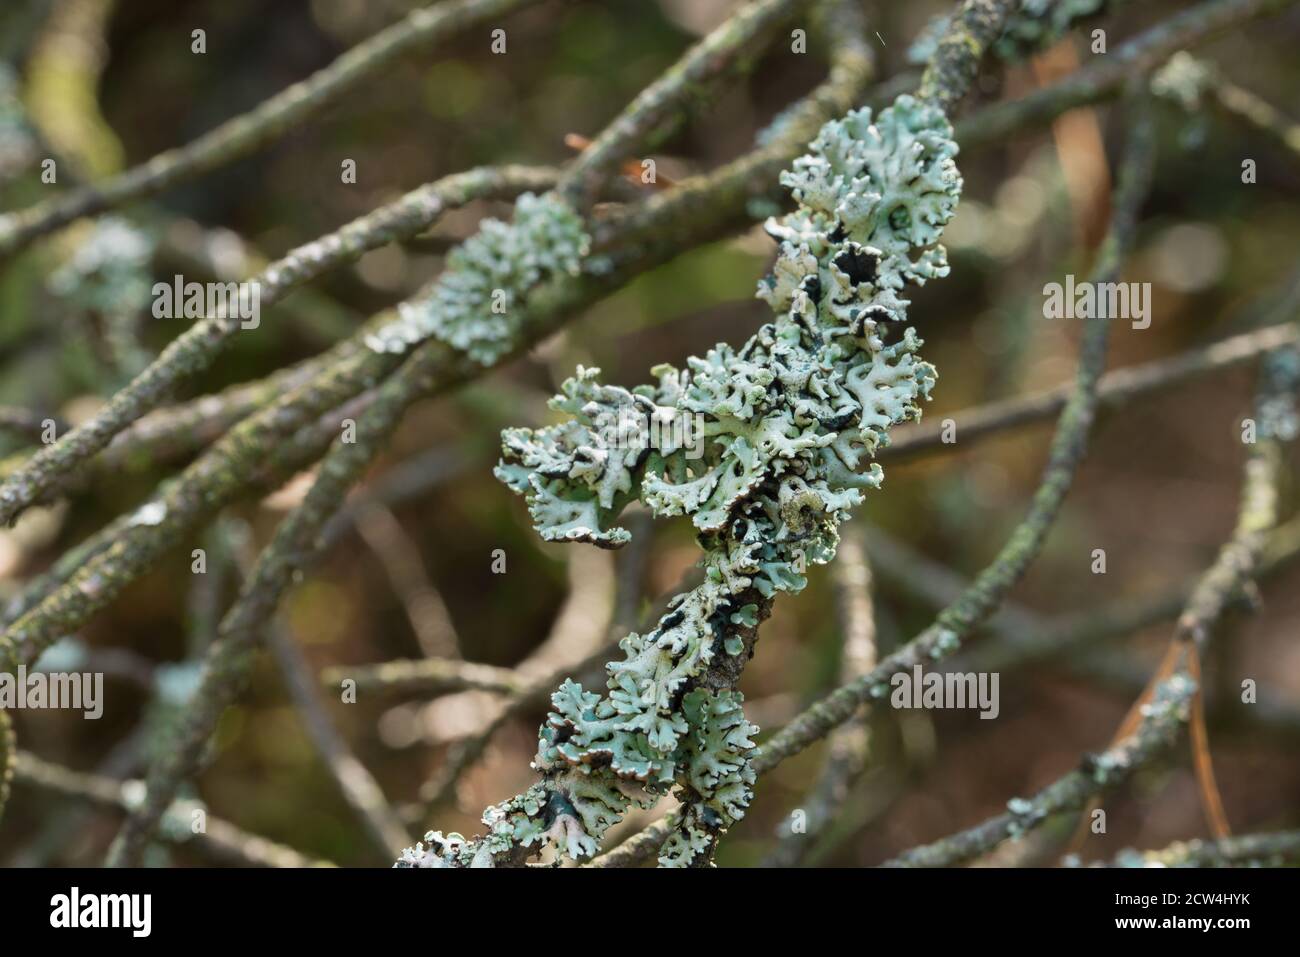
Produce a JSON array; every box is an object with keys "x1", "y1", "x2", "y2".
[
  {"x1": 399, "y1": 94, "x2": 961, "y2": 868},
  {"x1": 1150, "y1": 51, "x2": 1215, "y2": 112},
  {"x1": 47, "y1": 216, "x2": 157, "y2": 378},
  {"x1": 364, "y1": 192, "x2": 589, "y2": 362},
  {"x1": 48, "y1": 216, "x2": 155, "y2": 314}
]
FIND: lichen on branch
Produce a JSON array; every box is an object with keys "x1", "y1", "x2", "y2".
[
  {"x1": 397, "y1": 93, "x2": 963, "y2": 868},
  {"x1": 364, "y1": 192, "x2": 590, "y2": 362}
]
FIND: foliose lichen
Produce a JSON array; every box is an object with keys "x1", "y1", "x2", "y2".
[
  {"x1": 364, "y1": 192, "x2": 589, "y2": 362},
  {"x1": 399, "y1": 93, "x2": 962, "y2": 868}
]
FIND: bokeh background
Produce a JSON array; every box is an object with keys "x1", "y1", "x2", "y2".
[{"x1": 1, "y1": 0, "x2": 1298, "y2": 866}]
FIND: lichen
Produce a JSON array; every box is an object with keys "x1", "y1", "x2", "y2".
[
  {"x1": 400, "y1": 93, "x2": 962, "y2": 868},
  {"x1": 47, "y1": 216, "x2": 155, "y2": 315},
  {"x1": 1150, "y1": 51, "x2": 1214, "y2": 113},
  {"x1": 47, "y1": 216, "x2": 157, "y2": 378},
  {"x1": 364, "y1": 192, "x2": 589, "y2": 362}
]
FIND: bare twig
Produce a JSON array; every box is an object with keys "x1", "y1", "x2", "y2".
[
  {"x1": 323, "y1": 656, "x2": 527, "y2": 698},
  {"x1": 354, "y1": 503, "x2": 462, "y2": 659},
  {"x1": 557, "y1": 0, "x2": 809, "y2": 210},
  {"x1": 762, "y1": 525, "x2": 876, "y2": 867},
  {"x1": 267, "y1": 618, "x2": 411, "y2": 859}
]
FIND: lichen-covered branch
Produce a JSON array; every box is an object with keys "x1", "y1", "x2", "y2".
[
  {"x1": 0, "y1": 0, "x2": 547, "y2": 258},
  {"x1": 103, "y1": 339, "x2": 455, "y2": 865},
  {"x1": 0, "y1": 340, "x2": 406, "y2": 671},
  {"x1": 0, "y1": 2, "x2": 883, "y2": 668},
  {"x1": 884, "y1": 332, "x2": 1296, "y2": 868},
  {"x1": 915, "y1": 0, "x2": 1018, "y2": 113},
  {"x1": 1153, "y1": 52, "x2": 1300, "y2": 163},
  {"x1": 962, "y1": 0, "x2": 1299, "y2": 149},
  {"x1": 398, "y1": 86, "x2": 965, "y2": 868},
  {"x1": 911, "y1": 1, "x2": 1134, "y2": 69},
  {"x1": 881, "y1": 675, "x2": 1196, "y2": 867},
  {"x1": 752, "y1": 94, "x2": 1155, "y2": 777},
  {"x1": 1105, "y1": 831, "x2": 1300, "y2": 867},
  {"x1": 0, "y1": 164, "x2": 557, "y2": 529},
  {"x1": 590, "y1": 91, "x2": 1158, "y2": 871}
]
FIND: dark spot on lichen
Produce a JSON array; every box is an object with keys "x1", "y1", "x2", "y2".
[{"x1": 832, "y1": 243, "x2": 878, "y2": 286}]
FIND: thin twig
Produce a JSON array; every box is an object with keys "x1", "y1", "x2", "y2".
[
  {"x1": 0, "y1": 0, "x2": 548, "y2": 258},
  {"x1": 884, "y1": 272, "x2": 1300, "y2": 461},
  {"x1": 323, "y1": 656, "x2": 527, "y2": 698},
  {"x1": 761, "y1": 525, "x2": 876, "y2": 867},
  {"x1": 267, "y1": 618, "x2": 412, "y2": 859},
  {"x1": 557, "y1": 0, "x2": 809, "y2": 210},
  {"x1": 354, "y1": 502, "x2": 462, "y2": 659},
  {"x1": 0, "y1": 407, "x2": 66, "y2": 444},
  {"x1": 14, "y1": 751, "x2": 332, "y2": 867}
]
